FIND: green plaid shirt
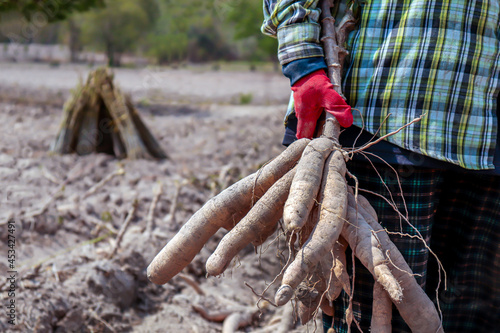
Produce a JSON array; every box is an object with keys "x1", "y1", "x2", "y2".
[
  {"x1": 262, "y1": 0, "x2": 324, "y2": 64},
  {"x1": 262, "y1": 0, "x2": 500, "y2": 170}
]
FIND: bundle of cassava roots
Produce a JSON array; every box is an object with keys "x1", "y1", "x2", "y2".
[{"x1": 147, "y1": 1, "x2": 444, "y2": 332}]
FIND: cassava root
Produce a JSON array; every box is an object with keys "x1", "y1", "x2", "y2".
[
  {"x1": 206, "y1": 166, "x2": 297, "y2": 276},
  {"x1": 352, "y1": 193, "x2": 444, "y2": 333},
  {"x1": 276, "y1": 149, "x2": 348, "y2": 305},
  {"x1": 147, "y1": 138, "x2": 309, "y2": 284}
]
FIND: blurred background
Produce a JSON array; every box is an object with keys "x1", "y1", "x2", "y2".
[
  {"x1": 0, "y1": 0, "x2": 290, "y2": 111},
  {"x1": 0, "y1": 0, "x2": 278, "y2": 68},
  {"x1": 0, "y1": 2, "x2": 308, "y2": 332}
]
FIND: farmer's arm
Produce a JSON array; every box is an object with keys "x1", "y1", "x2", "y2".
[
  {"x1": 261, "y1": 0, "x2": 326, "y2": 76},
  {"x1": 262, "y1": 0, "x2": 352, "y2": 139}
]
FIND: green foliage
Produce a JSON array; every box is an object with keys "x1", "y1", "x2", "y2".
[
  {"x1": 225, "y1": 0, "x2": 278, "y2": 62},
  {"x1": 0, "y1": 0, "x2": 104, "y2": 22},
  {"x1": 78, "y1": 0, "x2": 159, "y2": 66},
  {"x1": 146, "y1": 0, "x2": 235, "y2": 64},
  {"x1": 239, "y1": 93, "x2": 253, "y2": 105},
  {"x1": 144, "y1": 0, "x2": 277, "y2": 64},
  {"x1": 101, "y1": 211, "x2": 112, "y2": 222},
  {"x1": 145, "y1": 2, "x2": 191, "y2": 63},
  {"x1": 0, "y1": 0, "x2": 280, "y2": 65}
]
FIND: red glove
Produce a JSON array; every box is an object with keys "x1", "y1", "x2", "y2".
[{"x1": 291, "y1": 69, "x2": 353, "y2": 139}]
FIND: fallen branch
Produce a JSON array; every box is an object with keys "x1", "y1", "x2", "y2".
[
  {"x1": 88, "y1": 308, "x2": 116, "y2": 333},
  {"x1": 81, "y1": 167, "x2": 125, "y2": 200},
  {"x1": 164, "y1": 178, "x2": 187, "y2": 226},
  {"x1": 41, "y1": 167, "x2": 62, "y2": 185},
  {"x1": 81, "y1": 212, "x2": 118, "y2": 235},
  {"x1": 23, "y1": 157, "x2": 114, "y2": 221},
  {"x1": 145, "y1": 182, "x2": 163, "y2": 234},
  {"x1": 22, "y1": 188, "x2": 64, "y2": 220},
  {"x1": 108, "y1": 199, "x2": 138, "y2": 258}
]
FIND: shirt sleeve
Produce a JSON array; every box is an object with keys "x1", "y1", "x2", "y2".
[
  {"x1": 261, "y1": 0, "x2": 324, "y2": 65},
  {"x1": 282, "y1": 56, "x2": 327, "y2": 85}
]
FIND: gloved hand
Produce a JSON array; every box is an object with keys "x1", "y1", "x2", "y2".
[{"x1": 292, "y1": 69, "x2": 353, "y2": 139}]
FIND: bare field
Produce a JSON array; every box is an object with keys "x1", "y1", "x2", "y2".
[
  {"x1": 0, "y1": 62, "x2": 291, "y2": 106},
  {"x1": 0, "y1": 63, "x2": 323, "y2": 332}
]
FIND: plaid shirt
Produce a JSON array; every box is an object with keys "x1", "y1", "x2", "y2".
[
  {"x1": 261, "y1": 0, "x2": 324, "y2": 64},
  {"x1": 262, "y1": 0, "x2": 500, "y2": 170}
]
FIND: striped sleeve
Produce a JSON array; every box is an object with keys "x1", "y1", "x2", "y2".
[{"x1": 261, "y1": 0, "x2": 324, "y2": 65}]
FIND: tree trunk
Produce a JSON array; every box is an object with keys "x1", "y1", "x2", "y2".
[
  {"x1": 68, "y1": 19, "x2": 81, "y2": 63},
  {"x1": 106, "y1": 41, "x2": 120, "y2": 67}
]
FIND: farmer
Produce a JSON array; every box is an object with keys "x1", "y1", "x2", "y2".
[{"x1": 262, "y1": 1, "x2": 500, "y2": 332}]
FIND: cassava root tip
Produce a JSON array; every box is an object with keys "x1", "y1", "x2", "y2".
[{"x1": 275, "y1": 284, "x2": 294, "y2": 306}]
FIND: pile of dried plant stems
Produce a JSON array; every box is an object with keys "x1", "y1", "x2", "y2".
[
  {"x1": 148, "y1": 1, "x2": 444, "y2": 332},
  {"x1": 51, "y1": 67, "x2": 166, "y2": 159}
]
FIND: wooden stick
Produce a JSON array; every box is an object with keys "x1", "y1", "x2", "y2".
[
  {"x1": 81, "y1": 212, "x2": 118, "y2": 234},
  {"x1": 22, "y1": 189, "x2": 63, "y2": 219},
  {"x1": 145, "y1": 182, "x2": 163, "y2": 233},
  {"x1": 108, "y1": 199, "x2": 138, "y2": 258},
  {"x1": 125, "y1": 96, "x2": 168, "y2": 159},
  {"x1": 320, "y1": 0, "x2": 342, "y2": 95},
  {"x1": 88, "y1": 308, "x2": 117, "y2": 333},
  {"x1": 41, "y1": 167, "x2": 62, "y2": 184},
  {"x1": 319, "y1": 0, "x2": 355, "y2": 142},
  {"x1": 164, "y1": 179, "x2": 186, "y2": 226},
  {"x1": 82, "y1": 167, "x2": 125, "y2": 199}
]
